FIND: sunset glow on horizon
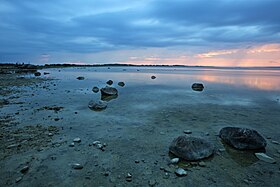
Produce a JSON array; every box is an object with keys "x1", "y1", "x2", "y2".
[{"x1": 1, "y1": 0, "x2": 279, "y2": 67}]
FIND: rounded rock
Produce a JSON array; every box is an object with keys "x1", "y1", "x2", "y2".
[
  {"x1": 92, "y1": 86, "x2": 99, "y2": 93},
  {"x1": 100, "y1": 86, "x2": 118, "y2": 96},
  {"x1": 118, "y1": 82, "x2": 125, "y2": 87},
  {"x1": 88, "y1": 100, "x2": 107, "y2": 111},
  {"x1": 191, "y1": 83, "x2": 204, "y2": 91},
  {"x1": 219, "y1": 127, "x2": 267, "y2": 150},
  {"x1": 169, "y1": 136, "x2": 214, "y2": 161}
]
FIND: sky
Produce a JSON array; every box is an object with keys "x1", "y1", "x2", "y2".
[{"x1": 0, "y1": 0, "x2": 280, "y2": 66}]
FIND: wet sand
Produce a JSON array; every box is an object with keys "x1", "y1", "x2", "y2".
[{"x1": 0, "y1": 67, "x2": 280, "y2": 187}]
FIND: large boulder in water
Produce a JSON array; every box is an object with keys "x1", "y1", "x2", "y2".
[
  {"x1": 100, "y1": 86, "x2": 118, "y2": 96},
  {"x1": 169, "y1": 136, "x2": 214, "y2": 161},
  {"x1": 219, "y1": 127, "x2": 267, "y2": 150},
  {"x1": 88, "y1": 100, "x2": 107, "y2": 111}
]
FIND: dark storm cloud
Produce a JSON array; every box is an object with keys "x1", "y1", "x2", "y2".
[{"x1": 0, "y1": 0, "x2": 280, "y2": 59}]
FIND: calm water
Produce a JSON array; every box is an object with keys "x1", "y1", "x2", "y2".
[{"x1": 3, "y1": 66, "x2": 280, "y2": 186}]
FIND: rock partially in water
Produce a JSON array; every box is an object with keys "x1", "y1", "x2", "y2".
[
  {"x1": 118, "y1": 82, "x2": 125, "y2": 87},
  {"x1": 34, "y1": 72, "x2": 41, "y2": 76},
  {"x1": 92, "y1": 86, "x2": 99, "y2": 93},
  {"x1": 101, "y1": 94, "x2": 118, "y2": 102},
  {"x1": 151, "y1": 76, "x2": 156, "y2": 79},
  {"x1": 169, "y1": 136, "x2": 214, "y2": 161},
  {"x1": 76, "y1": 76, "x2": 85, "y2": 80},
  {"x1": 219, "y1": 127, "x2": 267, "y2": 150},
  {"x1": 191, "y1": 83, "x2": 204, "y2": 91},
  {"x1": 106, "y1": 80, "x2": 113, "y2": 85},
  {"x1": 100, "y1": 86, "x2": 118, "y2": 96},
  {"x1": 255, "y1": 153, "x2": 276, "y2": 164},
  {"x1": 88, "y1": 100, "x2": 107, "y2": 111}
]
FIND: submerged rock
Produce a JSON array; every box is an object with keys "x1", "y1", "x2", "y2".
[
  {"x1": 192, "y1": 83, "x2": 204, "y2": 91},
  {"x1": 118, "y1": 82, "x2": 125, "y2": 87},
  {"x1": 219, "y1": 127, "x2": 267, "y2": 150},
  {"x1": 106, "y1": 80, "x2": 113, "y2": 85},
  {"x1": 77, "y1": 76, "x2": 85, "y2": 80},
  {"x1": 88, "y1": 100, "x2": 107, "y2": 111},
  {"x1": 169, "y1": 136, "x2": 214, "y2": 161},
  {"x1": 92, "y1": 86, "x2": 99, "y2": 93},
  {"x1": 100, "y1": 86, "x2": 118, "y2": 96}
]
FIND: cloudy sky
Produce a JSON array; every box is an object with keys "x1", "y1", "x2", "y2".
[{"x1": 0, "y1": 0, "x2": 280, "y2": 66}]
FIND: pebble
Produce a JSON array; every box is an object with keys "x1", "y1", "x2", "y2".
[
  {"x1": 198, "y1": 161, "x2": 206, "y2": 167},
  {"x1": 135, "y1": 160, "x2": 140, "y2": 163},
  {"x1": 93, "y1": 141, "x2": 101, "y2": 145},
  {"x1": 48, "y1": 133, "x2": 53, "y2": 136},
  {"x1": 20, "y1": 166, "x2": 29, "y2": 174},
  {"x1": 183, "y1": 130, "x2": 192, "y2": 134},
  {"x1": 15, "y1": 176, "x2": 22, "y2": 183},
  {"x1": 72, "y1": 163, "x2": 84, "y2": 169},
  {"x1": 163, "y1": 172, "x2": 170, "y2": 179},
  {"x1": 170, "y1": 158, "x2": 180, "y2": 164},
  {"x1": 126, "y1": 173, "x2": 132, "y2": 182},
  {"x1": 272, "y1": 140, "x2": 280, "y2": 145},
  {"x1": 255, "y1": 153, "x2": 276, "y2": 164},
  {"x1": 69, "y1": 143, "x2": 75, "y2": 147},
  {"x1": 7, "y1": 144, "x2": 18, "y2": 149},
  {"x1": 73, "y1": 138, "x2": 81, "y2": 143},
  {"x1": 175, "y1": 168, "x2": 187, "y2": 176}
]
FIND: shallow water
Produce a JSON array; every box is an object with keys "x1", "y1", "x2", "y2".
[{"x1": 1, "y1": 67, "x2": 280, "y2": 187}]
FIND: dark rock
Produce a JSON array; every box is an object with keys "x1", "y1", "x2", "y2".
[
  {"x1": 77, "y1": 76, "x2": 85, "y2": 80},
  {"x1": 88, "y1": 100, "x2": 107, "y2": 111},
  {"x1": 151, "y1": 76, "x2": 156, "y2": 79},
  {"x1": 43, "y1": 72, "x2": 50, "y2": 75},
  {"x1": 169, "y1": 136, "x2": 214, "y2": 161},
  {"x1": 101, "y1": 94, "x2": 118, "y2": 102},
  {"x1": 92, "y1": 86, "x2": 99, "y2": 93},
  {"x1": 34, "y1": 72, "x2": 41, "y2": 76},
  {"x1": 106, "y1": 80, "x2": 113, "y2": 85},
  {"x1": 100, "y1": 86, "x2": 118, "y2": 96},
  {"x1": 20, "y1": 166, "x2": 29, "y2": 174},
  {"x1": 192, "y1": 83, "x2": 204, "y2": 91},
  {"x1": 118, "y1": 82, "x2": 125, "y2": 87},
  {"x1": 219, "y1": 127, "x2": 267, "y2": 150}
]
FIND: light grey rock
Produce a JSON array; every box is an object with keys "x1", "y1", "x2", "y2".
[
  {"x1": 198, "y1": 161, "x2": 206, "y2": 167},
  {"x1": 69, "y1": 143, "x2": 75, "y2": 147},
  {"x1": 170, "y1": 158, "x2": 179, "y2": 164},
  {"x1": 73, "y1": 138, "x2": 81, "y2": 143},
  {"x1": 169, "y1": 136, "x2": 214, "y2": 161},
  {"x1": 88, "y1": 100, "x2": 107, "y2": 111},
  {"x1": 255, "y1": 153, "x2": 276, "y2": 164},
  {"x1": 219, "y1": 127, "x2": 267, "y2": 150},
  {"x1": 272, "y1": 140, "x2": 280, "y2": 145},
  {"x1": 175, "y1": 168, "x2": 187, "y2": 176},
  {"x1": 15, "y1": 176, "x2": 22, "y2": 183},
  {"x1": 93, "y1": 141, "x2": 101, "y2": 145}
]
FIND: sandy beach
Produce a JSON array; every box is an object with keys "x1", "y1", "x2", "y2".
[{"x1": 0, "y1": 66, "x2": 280, "y2": 187}]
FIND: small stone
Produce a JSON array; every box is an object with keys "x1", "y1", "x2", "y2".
[
  {"x1": 72, "y1": 163, "x2": 83, "y2": 169},
  {"x1": 15, "y1": 176, "x2": 22, "y2": 183},
  {"x1": 151, "y1": 76, "x2": 156, "y2": 79},
  {"x1": 163, "y1": 172, "x2": 170, "y2": 179},
  {"x1": 126, "y1": 173, "x2": 132, "y2": 182},
  {"x1": 272, "y1": 140, "x2": 280, "y2": 145},
  {"x1": 198, "y1": 161, "x2": 206, "y2": 167},
  {"x1": 255, "y1": 153, "x2": 276, "y2": 164},
  {"x1": 48, "y1": 133, "x2": 53, "y2": 136},
  {"x1": 77, "y1": 76, "x2": 85, "y2": 80},
  {"x1": 97, "y1": 143, "x2": 103, "y2": 149},
  {"x1": 127, "y1": 173, "x2": 132, "y2": 178},
  {"x1": 34, "y1": 72, "x2": 41, "y2": 76},
  {"x1": 20, "y1": 166, "x2": 29, "y2": 174},
  {"x1": 93, "y1": 141, "x2": 101, "y2": 145},
  {"x1": 243, "y1": 179, "x2": 250, "y2": 184},
  {"x1": 104, "y1": 171, "x2": 110, "y2": 176},
  {"x1": 7, "y1": 144, "x2": 18, "y2": 149},
  {"x1": 175, "y1": 168, "x2": 187, "y2": 176},
  {"x1": 117, "y1": 82, "x2": 125, "y2": 87},
  {"x1": 106, "y1": 80, "x2": 113, "y2": 85},
  {"x1": 69, "y1": 143, "x2": 75, "y2": 147},
  {"x1": 135, "y1": 160, "x2": 140, "y2": 163},
  {"x1": 73, "y1": 138, "x2": 81, "y2": 143},
  {"x1": 170, "y1": 158, "x2": 180, "y2": 164},
  {"x1": 92, "y1": 87, "x2": 99, "y2": 93},
  {"x1": 183, "y1": 130, "x2": 192, "y2": 134}
]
